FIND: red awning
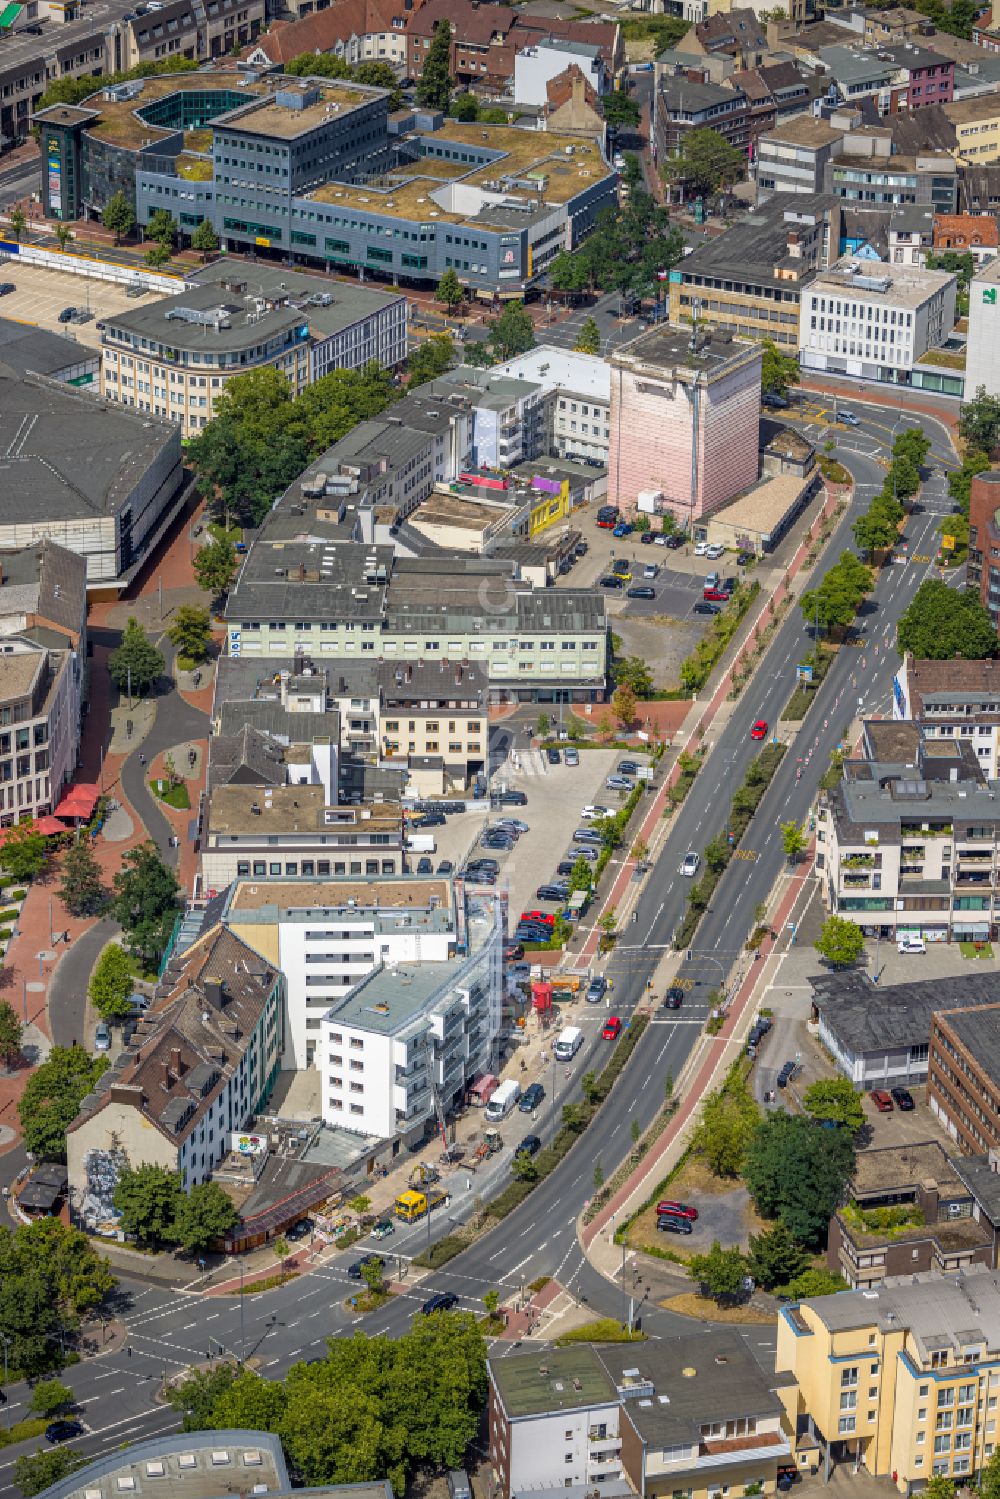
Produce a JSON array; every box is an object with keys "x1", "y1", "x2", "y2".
[
  {"x1": 53, "y1": 783, "x2": 100, "y2": 819},
  {"x1": 0, "y1": 816, "x2": 69, "y2": 844}
]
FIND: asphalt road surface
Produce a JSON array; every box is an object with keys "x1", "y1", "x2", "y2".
[{"x1": 0, "y1": 399, "x2": 958, "y2": 1494}]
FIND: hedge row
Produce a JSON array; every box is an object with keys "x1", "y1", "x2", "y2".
[{"x1": 679, "y1": 581, "x2": 761, "y2": 694}]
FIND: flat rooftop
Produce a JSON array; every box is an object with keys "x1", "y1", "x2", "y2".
[
  {"x1": 809, "y1": 256, "x2": 958, "y2": 306},
  {"x1": 491, "y1": 1347, "x2": 617, "y2": 1418},
  {"x1": 226, "y1": 81, "x2": 377, "y2": 139},
  {"x1": 206, "y1": 785, "x2": 401, "y2": 837},
  {"x1": 852, "y1": 1140, "x2": 967, "y2": 1198},
  {"x1": 610, "y1": 324, "x2": 760, "y2": 380},
  {"x1": 226, "y1": 875, "x2": 453, "y2": 919},
  {"x1": 708, "y1": 474, "x2": 811, "y2": 537},
  {"x1": 33, "y1": 1432, "x2": 288, "y2": 1499}
]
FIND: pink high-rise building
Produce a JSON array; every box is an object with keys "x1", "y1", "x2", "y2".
[{"x1": 608, "y1": 327, "x2": 762, "y2": 527}]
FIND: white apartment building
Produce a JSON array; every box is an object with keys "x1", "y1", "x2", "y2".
[
  {"x1": 966, "y1": 256, "x2": 1000, "y2": 398},
  {"x1": 0, "y1": 641, "x2": 82, "y2": 827},
  {"x1": 800, "y1": 258, "x2": 957, "y2": 382},
  {"x1": 514, "y1": 39, "x2": 606, "y2": 108},
  {"x1": 894, "y1": 654, "x2": 1000, "y2": 778},
  {"x1": 223, "y1": 878, "x2": 503, "y2": 1133},
  {"x1": 494, "y1": 346, "x2": 611, "y2": 464}
]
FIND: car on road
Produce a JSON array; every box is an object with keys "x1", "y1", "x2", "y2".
[
  {"x1": 57, "y1": 306, "x2": 76, "y2": 323},
  {"x1": 891, "y1": 1087, "x2": 915, "y2": 1110},
  {"x1": 514, "y1": 1134, "x2": 542, "y2": 1159},
  {"x1": 371, "y1": 1220, "x2": 394, "y2": 1239},
  {"x1": 564, "y1": 747, "x2": 579, "y2": 766},
  {"x1": 869, "y1": 1089, "x2": 894, "y2": 1112},
  {"x1": 520, "y1": 1084, "x2": 545, "y2": 1112},
  {"x1": 839, "y1": 409, "x2": 861, "y2": 426},
  {"x1": 693, "y1": 601, "x2": 721, "y2": 616},
  {"x1": 776, "y1": 1060, "x2": 797, "y2": 1088},
  {"x1": 497, "y1": 790, "x2": 527, "y2": 806},
  {"x1": 750, "y1": 719, "x2": 768, "y2": 740},
  {"x1": 627, "y1": 585, "x2": 655, "y2": 599},
  {"x1": 581, "y1": 804, "x2": 610, "y2": 821},
  {"x1": 46, "y1": 1421, "x2": 83, "y2": 1444},
  {"x1": 94, "y1": 1021, "x2": 112, "y2": 1052},
  {"x1": 287, "y1": 1217, "x2": 313, "y2": 1241},
  {"x1": 657, "y1": 1213, "x2": 693, "y2": 1235},
  {"x1": 416, "y1": 856, "x2": 434, "y2": 874},
  {"x1": 663, "y1": 985, "x2": 684, "y2": 1010},
  {"x1": 605, "y1": 775, "x2": 633, "y2": 791},
  {"x1": 546, "y1": 747, "x2": 561, "y2": 764},
  {"x1": 586, "y1": 975, "x2": 608, "y2": 1003},
  {"x1": 600, "y1": 574, "x2": 624, "y2": 590},
  {"x1": 897, "y1": 933, "x2": 926, "y2": 954},
  {"x1": 348, "y1": 1252, "x2": 385, "y2": 1280},
  {"x1": 680, "y1": 850, "x2": 700, "y2": 877},
  {"x1": 602, "y1": 1016, "x2": 622, "y2": 1040},
  {"x1": 421, "y1": 1291, "x2": 459, "y2": 1315},
  {"x1": 656, "y1": 1199, "x2": 698, "y2": 1220},
  {"x1": 643, "y1": 563, "x2": 659, "y2": 579}
]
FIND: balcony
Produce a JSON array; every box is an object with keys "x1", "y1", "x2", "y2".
[
  {"x1": 588, "y1": 1433, "x2": 621, "y2": 1451},
  {"x1": 902, "y1": 824, "x2": 952, "y2": 839}
]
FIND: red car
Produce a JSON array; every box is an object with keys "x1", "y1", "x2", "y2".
[
  {"x1": 869, "y1": 1089, "x2": 894, "y2": 1113},
  {"x1": 597, "y1": 517, "x2": 616, "y2": 530},
  {"x1": 703, "y1": 587, "x2": 731, "y2": 602},
  {"x1": 602, "y1": 1016, "x2": 622, "y2": 1040},
  {"x1": 521, "y1": 910, "x2": 555, "y2": 927},
  {"x1": 750, "y1": 720, "x2": 768, "y2": 740},
  {"x1": 656, "y1": 1199, "x2": 698, "y2": 1221}
]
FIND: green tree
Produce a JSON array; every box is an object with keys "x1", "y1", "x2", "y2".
[
  {"x1": 780, "y1": 821, "x2": 807, "y2": 863},
  {"x1": 285, "y1": 51, "x2": 352, "y2": 78},
  {"x1": 744, "y1": 1112, "x2": 856, "y2": 1249},
  {"x1": 110, "y1": 841, "x2": 181, "y2": 971},
  {"x1": 1, "y1": 820, "x2": 48, "y2": 882},
  {"x1": 450, "y1": 91, "x2": 479, "y2": 121},
  {"x1": 407, "y1": 333, "x2": 455, "y2": 387},
  {"x1": 206, "y1": 1370, "x2": 288, "y2": 1430},
  {"x1": 602, "y1": 90, "x2": 641, "y2": 128},
  {"x1": 88, "y1": 942, "x2": 135, "y2": 1023},
  {"x1": 897, "y1": 578, "x2": 998, "y2": 661},
  {"x1": 760, "y1": 339, "x2": 799, "y2": 398},
  {"x1": 0, "y1": 1000, "x2": 22, "y2": 1069},
  {"x1": 574, "y1": 316, "x2": 601, "y2": 355},
  {"x1": 780, "y1": 1267, "x2": 847, "y2": 1298},
  {"x1": 280, "y1": 1380, "x2": 387, "y2": 1486},
  {"x1": 662, "y1": 127, "x2": 746, "y2": 198},
  {"x1": 147, "y1": 208, "x2": 177, "y2": 248},
  {"x1": 436, "y1": 267, "x2": 464, "y2": 310},
  {"x1": 815, "y1": 914, "x2": 864, "y2": 968},
  {"x1": 692, "y1": 1076, "x2": 759, "y2": 1177},
  {"x1": 18, "y1": 1045, "x2": 108, "y2": 1162},
  {"x1": 145, "y1": 240, "x2": 172, "y2": 268},
  {"x1": 165, "y1": 1364, "x2": 238, "y2": 1428},
  {"x1": 272, "y1": 1235, "x2": 290, "y2": 1272},
  {"x1": 614, "y1": 655, "x2": 654, "y2": 698},
  {"x1": 351, "y1": 60, "x2": 402, "y2": 107},
  {"x1": 361, "y1": 1256, "x2": 386, "y2": 1297},
  {"x1": 802, "y1": 1077, "x2": 865, "y2": 1133},
  {"x1": 113, "y1": 1164, "x2": 183, "y2": 1247},
  {"x1": 8, "y1": 206, "x2": 27, "y2": 243},
  {"x1": 483, "y1": 1289, "x2": 500, "y2": 1316},
  {"x1": 489, "y1": 301, "x2": 535, "y2": 361},
  {"x1": 924, "y1": 1477, "x2": 956, "y2": 1499},
  {"x1": 747, "y1": 1221, "x2": 808, "y2": 1291},
  {"x1": 800, "y1": 551, "x2": 872, "y2": 637},
  {"x1": 29, "y1": 1379, "x2": 74, "y2": 1419},
  {"x1": 416, "y1": 19, "x2": 452, "y2": 111},
  {"x1": 58, "y1": 837, "x2": 107, "y2": 918},
  {"x1": 191, "y1": 218, "x2": 219, "y2": 256},
  {"x1": 173, "y1": 1181, "x2": 238, "y2": 1254},
  {"x1": 853, "y1": 498, "x2": 902, "y2": 556},
  {"x1": 568, "y1": 856, "x2": 593, "y2": 894},
  {"x1": 109, "y1": 618, "x2": 164, "y2": 698},
  {"x1": 948, "y1": 449, "x2": 990, "y2": 514},
  {"x1": 893, "y1": 426, "x2": 931, "y2": 470},
  {"x1": 548, "y1": 250, "x2": 589, "y2": 300},
  {"x1": 13, "y1": 1449, "x2": 86, "y2": 1497},
  {"x1": 0, "y1": 1217, "x2": 115, "y2": 1378},
  {"x1": 55, "y1": 223, "x2": 73, "y2": 252},
  {"x1": 960, "y1": 385, "x2": 1000, "y2": 455},
  {"x1": 103, "y1": 191, "x2": 135, "y2": 245},
  {"x1": 510, "y1": 1150, "x2": 540, "y2": 1183},
  {"x1": 611, "y1": 682, "x2": 637, "y2": 729},
  {"x1": 978, "y1": 1444, "x2": 1000, "y2": 1499},
  {"x1": 687, "y1": 1240, "x2": 751, "y2": 1302},
  {"x1": 193, "y1": 534, "x2": 238, "y2": 597},
  {"x1": 167, "y1": 604, "x2": 212, "y2": 664}
]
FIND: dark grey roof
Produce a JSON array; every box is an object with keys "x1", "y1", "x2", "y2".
[
  {"x1": 0, "y1": 317, "x2": 97, "y2": 378},
  {"x1": 208, "y1": 724, "x2": 288, "y2": 791},
  {"x1": 938, "y1": 1003, "x2": 1000, "y2": 1084},
  {"x1": 949, "y1": 1154, "x2": 1000, "y2": 1223},
  {"x1": 660, "y1": 75, "x2": 747, "y2": 113},
  {"x1": 811, "y1": 970, "x2": 1000, "y2": 1055},
  {"x1": 672, "y1": 193, "x2": 835, "y2": 290},
  {"x1": 216, "y1": 702, "x2": 334, "y2": 745},
  {"x1": 0, "y1": 540, "x2": 87, "y2": 641}
]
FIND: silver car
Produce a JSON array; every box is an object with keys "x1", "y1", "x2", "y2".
[{"x1": 680, "y1": 851, "x2": 700, "y2": 877}]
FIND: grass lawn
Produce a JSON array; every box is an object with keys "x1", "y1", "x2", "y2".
[
  {"x1": 208, "y1": 520, "x2": 242, "y2": 543},
  {"x1": 661, "y1": 1292, "x2": 776, "y2": 1325},
  {"x1": 151, "y1": 778, "x2": 190, "y2": 810},
  {"x1": 555, "y1": 1318, "x2": 646, "y2": 1345}
]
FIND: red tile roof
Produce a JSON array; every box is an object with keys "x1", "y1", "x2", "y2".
[{"x1": 250, "y1": 0, "x2": 405, "y2": 64}]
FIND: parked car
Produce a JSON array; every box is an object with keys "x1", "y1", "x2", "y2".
[
  {"x1": 0, "y1": 283, "x2": 14, "y2": 296},
  {"x1": 536, "y1": 883, "x2": 570, "y2": 902},
  {"x1": 497, "y1": 817, "x2": 529, "y2": 833},
  {"x1": 586, "y1": 975, "x2": 608, "y2": 1004},
  {"x1": 421, "y1": 1291, "x2": 459, "y2": 1314},
  {"x1": 45, "y1": 1422, "x2": 83, "y2": 1444},
  {"x1": 521, "y1": 910, "x2": 555, "y2": 927},
  {"x1": 572, "y1": 827, "x2": 602, "y2": 845},
  {"x1": 653, "y1": 532, "x2": 668, "y2": 546},
  {"x1": 737, "y1": 550, "x2": 755, "y2": 566},
  {"x1": 94, "y1": 1021, "x2": 112, "y2": 1052},
  {"x1": 520, "y1": 1084, "x2": 544, "y2": 1112},
  {"x1": 600, "y1": 575, "x2": 624, "y2": 590},
  {"x1": 762, "y1": 390, "x2": 789, "y2": 409},
  {"x1": 693, "y1": 602, "x2": 721, "y2": 616},
  {"x1": 514, "y1": 1134, "x2": 541, "y2": 1158},
  {"x1": 663, "y1": 985, "x2": 684, "y2": 1010},
  {"x1": 776, "y1": 1060, "x2": 797, "y2": 1088},
  {"x1": 497, "y1": 790, "x2": 527, "y2": 806},
  {"x1": 564, "y1": 747, "x2": 580, "y2": 766},
  {"x1": 414, "y1": 812, "x2": 446, "y2": 828},
  {"x1": 703, "y1": 587, "x2": 731, "y2": 602},
  {"x1": 627, "y1": 585, "x2": 655, "y2": 599},
  {"x1": 606, "y1": 774, "x2": 634, "y2": 791},
  {"x1": 602, "y1": 1016, "x2": 622, "y2": 1040},
  {"x1": 693, "y1": 540, "x2": 710, "y2": 556},
  {"x1": 575, "y1": 541, "x2": 589, "y2": 558},
  {"x1": 666, "y1": 533, "x2": 685, "y2": 549},
  {"x1": 657, "y1": 1213, "x2": 693, "y2": 1236},
  {"x1": 348, "y1": 1253, "x2": 385, "y2": 1281},
  {"x1": 891, "y1": 1087, "x2": 915, "y2": 1110},
  {"x1": 869, "y1": 1089, "x2": 894, "y2": 1112},
  {"x1": 57, "y1": 306, "x2": 76, "y2": 323},
  {"x1": 436, "y1": 859, "x2": 454, "y2": 874},
  {"x1": 640, "y1": 530, "x2": 655, "y2": 545},
  {"x1": 703, "y1": 571, "x2": 720, "y2": 590},
  {"x1": 287, "y1": 1217, "x2": 313, "y2": 1241},
  {"x1": 897, "y1": 934, "x2": 926, "y2": 954},
  {"x1": 546, "y1": 747, "x2": 561, "y2": 764},
  {"x1": 618, "y1": 760, "x2": 639, "y2": 776},
  {"x1": 643, "y1": 563, "x2": 659, "y2": 579},
  {"x1": 705, "y1": 543, "x2": 726, "y2": 560},
  {"x1": 503, "y1": 942, "x2": 525, "y2": 961},
  {"x1": 416, "y1": 856, "x2": 434, "y2": 874},
  {"x1": 581, "y1": 804, "x2": 610, "y2": 821},
  {"x1": 612, "y1": 522, "x2": 632, "y2": 538},
  {"x1": 556, "y1": 861, "x2": 575, "y2": 877},
  {"x1": 656, "y1": 1199, "x2": 698, "y2": 1220},
  {"x1": 680, "y1": 851, "x2": 700, "y2": 877},
  {"x1": 750, "y1": 719, "x2": 768, "y2": 741},
  {"x1": 612, "y1": 560, "x2": 632, "y2": 581}
]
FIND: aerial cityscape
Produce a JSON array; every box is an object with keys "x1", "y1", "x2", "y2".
[{"x1": 4, "y1": 4, "x2": 1000, "y2": 1499}]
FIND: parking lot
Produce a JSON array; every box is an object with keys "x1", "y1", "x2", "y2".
[{"x1": 0, "y1": 260, "x2": 168, "y2": 350}]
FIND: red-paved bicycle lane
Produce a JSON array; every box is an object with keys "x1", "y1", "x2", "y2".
[{"x1": 576, "y1": 485, "x2": 844, "y2": 966}]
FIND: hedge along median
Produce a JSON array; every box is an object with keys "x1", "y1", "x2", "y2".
[
  {"x1": 674, "y1": 742, "x2": 787, "y2": 951},
  {"x1": 411, "y1": 1015, "x2": 650, "y2": 1269},
  {"x1": 679, "y1": 581, "x2": 761, "y2": 695}
]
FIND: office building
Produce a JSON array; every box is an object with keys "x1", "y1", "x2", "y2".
[
  {"x1": 965, "y1": 466, "x2": 1000, "y2": 625},
  {"x1": 827, "y1": 1141, "x2": 995, "y2": 1290},
  {"x1": 824, "y1": 145, "x2": 959, "y2": 211},
  {"x1": 419, "y1": 367, "x2": 545, "y2": 471},
  {"x1": 608, "y1": 324, "x2": 761, "y2": 526},
  {"x1": 493, "y1": 346, "x2": 610, "y2": 464},
  {"x1": 654, "y1": 73, "x2": 751, "y2": 165},
  {"x1": 929, "y1": 1004, "x2": 1000, "y2": 1156},
  {"x1": 892, "y1": 654, "x2": 1000, "y2": 778},
  {"x1": 219, "y1": 877, "x2": 503, "y2": 1131},
  {"x1": 799, "y1": 258, "x2": 956, "y2": 384},
  {"x1": 33, "y1": 71, "x2": 617, "y2": 298},
  {"x1": 0, "y1": 364, "x2": 185, "y2": 590},
  {"x1": 0, "y1": 638, "x2": 83, "y2": 830},
  {"x1": 488, "y1": 1329, "x2": 793, "y2": 1499},
  {"x1": 777, "y1": 1269, "x2": 1000, "y2": 1488},
  {"x1": 66, "y1": 924, "x2": 283, "y2": 1225},
  {"x1": 965, "y1": 263, "x2": 1000, "y2": 405},
  {"x1": 756, "y1": 116, "x2": 847, "y2": 198},
  {"x1": 99, "y1": 260, "x2": 406, "y2": 436}
]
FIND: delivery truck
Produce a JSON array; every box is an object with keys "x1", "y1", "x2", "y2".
[
  {"x1": 406, "y1": 833, "x2": 437, "y2": 853},
  {"x1": 394, "y1": 1187, "x2": 451, "y2": 1224}
]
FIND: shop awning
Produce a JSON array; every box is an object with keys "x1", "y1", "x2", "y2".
[
  {"x1": 0, "y1": 4, "x2": 24, "y2": 28},
  {"x1": 0, "y1": 815, "x2": 69, "y2": 845},
  {"x1": 53, "y1": 783, "x2": 100, "y2": 819}
]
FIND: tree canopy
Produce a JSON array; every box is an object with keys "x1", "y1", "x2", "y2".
[
  {"x1": 897, "y1": 578, "x2": 998, "y2": 660},
  {"x1": 416, "y1": 20, "x2": 452, "y2": 112},
  {"x1": 574, "y1": 316, "x2": 601, "y2": 355},
  {"x1": 802, "y1": 1077, "x2": 865, "y2": 1133},
  {"x1": 488, "y1": 301, "x2": 535, "y2": 362},
  {"x1": 113, "y1": 1164, "x2": 184, "y2": 1247},
  {"x1": 691, "y1": 1072, "x2": 759, "y2": 1177},
  {"x1": 284, "y1": 51, "x2": 402, "y2": 107},
  {"x1": 407, "y1": 333, "x2": 456, "y2": 387},
  {"x1": 109, "y1": 618, "x2": 164, "y2": 697},
  {"x1": 88, "y1": 943, "x2": 135, "y2": 1023},
  {"x1": 814, "y1": 914, "x2": 865, "y2": 968},
  {"x1": 960, "y1": 385, "x2": 1000, "y2": 455},
  {"x1": 747, "y1": 1221, "x2": 808, "y2": 1291},
  {"x1": 744, "y1": 1112, "x2": 856, "y2": 1248},
  {"x1": 110, "y1": 841, "x2": 181, "y2": 971},
  {"x1": 549, "y1": 189, "x2": 682, "y2": 301},
  {"x1": 662, "y1": 127, "x2": 746, "y2": 198},
  {"x1": 800, "y1": 551, "x2": 872, "y2": 637},
  {"x1": 761, "y1": 339, "x2": 799, "y2": 397},
  {"x1": 102, "y1": 191, "x2": 135, "y2": 246},
  {"x1": 173, "y1": 1181, "x2": 239, "y2": 1253},
  {"x1": 194, "y1": 534, "x2": 238, "y2": 597},
  {"x1": 0, "y1": 1217, "x2": 116, "y2": 1379},
  {"x1": 1, "y1": 820, "x2": 49, "y2": 881},
  {"x1": 687, "y1": 1240, "x2": 751, "y2": 1302},
  {"x1": 18, "y1": 1046, "x2": 109, "y2": 1162},
  {"x1": 59, "y1": 838, "x2": 107, "y2": 918}
]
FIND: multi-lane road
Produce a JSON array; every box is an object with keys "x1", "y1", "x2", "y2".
[{"x1": 0, "y1": 398, "x2": 960, "y2": 1494}]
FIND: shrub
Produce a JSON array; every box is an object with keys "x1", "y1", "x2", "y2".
[
  {"x1": 8, "y1": 890, "x2": 26, "y2": 901},
  {"x1": 0, "y1": 928, "x2": 12, "y2": 941}
]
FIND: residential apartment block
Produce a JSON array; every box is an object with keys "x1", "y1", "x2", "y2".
[
  {"x1": 608, "y1": 324, "x2": 762, "y2": 525},
  {"x1": 402, "y1": 0, "x2": 622, "y2": 92},
  {"x1": 99, "y1": 260, "x2": 406, "y2": 437},
  {"x1": 892, "y1": 654, "x2": 1000, "y2": 779},
  {"x1": 756, "y1": 114, "x2": 845, "y2": 197},
  {"x1": 778, "y1": 1270, "x2": 1000, "y2": 1489},
  {"x1": 494, "y1": 347, "x2": 611, "y2": 464},
  {"x1": 243, "y1": 0, "x2": 409, "y2": 69},
  {"x1": 654, "y1": 73, "x2": 751, "y2": 164},
  {"x1": 0, "y1": 638, "x2": 82, "y2": 830},
  {"x1": 929, "y1": 1003, "x2": 1000, "y2": 1155},
  {"x1": 799, "y1": 258, "x2": 956, "y2": 384},
  {"x1": 488, "y1": 1329, "x2": 793, "y2": 1499},
  {"x1": 66, "y1": 924, "x2": 283, "y2": 1227},
  {"x1": 965, "y1": 273, "x2": 1000, "y2": 409}
]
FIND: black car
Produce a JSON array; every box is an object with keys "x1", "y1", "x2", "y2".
[
  {"x1": 503, "y1": 942, "x2": 525, "y2": 961},
  {"x1": 514, "y1": 1133, "x2": 542, "y2": 1157},
  {"x1": 665, "y1": 534, "x2": 685, "y2": 549},
  {"x1": 414, "y1": 812, "x2": 446, "y2": 828},
  {"x1": 693, "y1": 601, "x2": 722, "y2": 616},
  {"x1": 763, "y1": 390, "x2": 789, "y2": 409},
  {"x1": 737, "y1": 550, "x2": 755, "y2": 566},
  {"x1": 515, "y1": 923, "x2": 552, "y2": 940},
  {"x1": 416, "y1": 856, "x2": 434, "y2": 874},
  {"x1": 0, "y1": 283, "x2": 14, "y2": 296},
  {"x1": 556, "y1": 860, "x2": 575, "y2": 876},
  {"x1": 640, "y1": 530, "x2": 655, "y2": 545},
  {"x1": 618, "y1": 760, "x2": 639, "y2": 776},
  {"x1": 656, "y1": 1213, "x2": 692, "y2": 1236},
  {"x1": 536, "y1": 883, "x2": 570, "y2": 901},
  {"x1": 287, "y1": 1217, "x2": 313, "y2": 1241},
  {"x1": 437, "y1": 859, "x2": 454, "y2": 874},
  {"x1": 46, "y1": 1421, "x2": 83, "y2": 1444},
  {"x1": 891, "y1": 1087, "x2": 915, "y2": 1111},
  {"x1": 546, "y1": 747, "x2": 561, "y2": 765},
  {"x1": 57, "y1": 306, "x2": 76, "y2": 323},
  {"x1": 468, "y1": 858, "x2": 499, "y2": 872},
  {"x1": 519, "y1": 1084, "x2": 544, "y2": 1112},
  {"x1": 627, "y1": 585, "x2": 655, "y2": 599},
  {"x1": 663, "y1": 985, "x2": 684, "y2": 1010},
  {"x1": 575, "y1": 541, "x2": 589, "y2": 558},
  {"x1": 776, "y1": 1060, "x2": 796, "y2": 1088},
  {"x1": 421, "y1": 1291, "x2": 460, "y2": 1314},
  {"x1": 348, "y1": 1253, "x2": 385, "y2": 1281},
  {"x1": 497, "y1": 790, "x2": 527, "y2": 806},
  {"x1": 599, "y1": 575, "x2": 624, "y2": 589}
]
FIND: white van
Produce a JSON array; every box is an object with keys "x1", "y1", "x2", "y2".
[
  {"x1": 553, "y1": 1025, "x2": 584, "y2": 1062},
  {"x1": 485, "y1": 1078, "x2": 521, "y2": 1121}
]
